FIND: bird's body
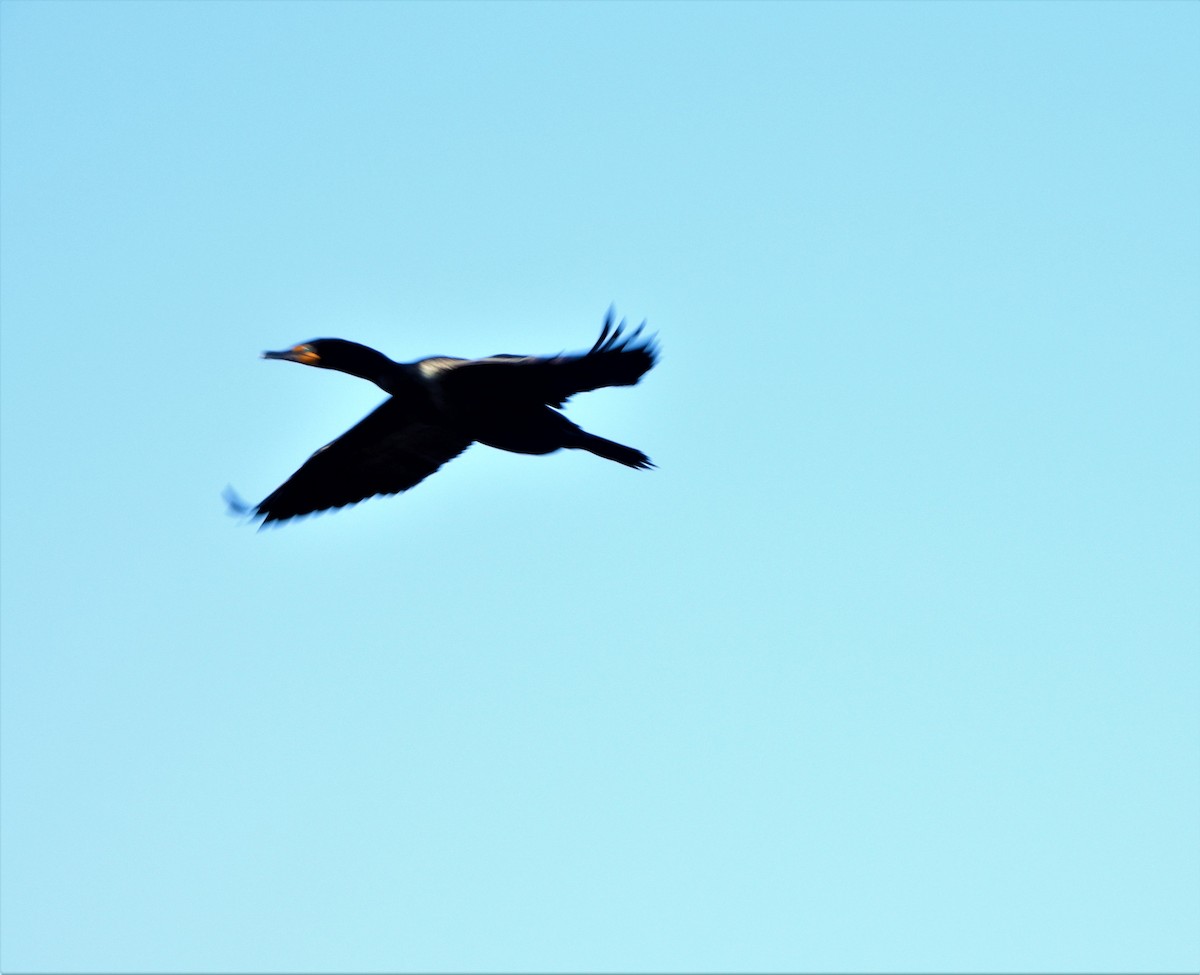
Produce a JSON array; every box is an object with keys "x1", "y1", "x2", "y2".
[{"x1": 232, "y1": 311, "x2": 658, "y2": 526}]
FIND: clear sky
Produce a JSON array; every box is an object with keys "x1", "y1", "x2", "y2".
[{"x1": 1, "y1": 2, "x2": 1197, "y2": 972}]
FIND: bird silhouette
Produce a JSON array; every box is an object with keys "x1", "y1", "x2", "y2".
[{"x1": 228, "y1": 309, "x2": 658, "y2": 526}]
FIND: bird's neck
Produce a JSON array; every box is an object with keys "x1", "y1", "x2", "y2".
[{"x1": 335, "y1": 344, "x2": 410, "y2": 394}]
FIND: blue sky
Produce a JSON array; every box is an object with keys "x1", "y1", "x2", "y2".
[{"x1": 1, "y1": 1, "x2": 1197, "y2": 972}]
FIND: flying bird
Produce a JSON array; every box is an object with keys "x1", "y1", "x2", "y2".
[{"x1": 229, "y1": 309, "x2": 658, "y2": 526}]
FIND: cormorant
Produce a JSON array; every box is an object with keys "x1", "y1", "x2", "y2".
[{"x1": 229, "y1": 309, "x2": 658, "y2": 526}]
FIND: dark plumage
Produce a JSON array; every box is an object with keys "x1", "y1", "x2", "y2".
[{"x1": 229, "y1": 309, "x2": 658, "y2": 526}]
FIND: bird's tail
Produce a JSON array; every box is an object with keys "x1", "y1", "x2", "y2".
[{"x1": 575, "y1": 432, "x2": 655, "y2": 470}]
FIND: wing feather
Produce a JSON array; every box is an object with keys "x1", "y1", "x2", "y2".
[
  {"x1": 438, "y1": 312, "x2": 658, "y2": 409},
  {"x1": 253, "y1": 398, "x2": 471, "y2": 525}
]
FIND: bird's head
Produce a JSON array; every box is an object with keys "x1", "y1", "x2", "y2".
[
  {"x1": 262, "y1": 338, "x2": 399, "y2": 389},
  {"x1": 261, "y1": 338, "x2": 358, "y2": 369}
]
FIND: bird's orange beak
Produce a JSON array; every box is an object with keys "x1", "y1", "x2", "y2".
[{"x1": 262, "y1": 346, "x2": 320, "y2": 366}]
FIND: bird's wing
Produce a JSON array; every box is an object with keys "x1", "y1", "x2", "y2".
[
  {"x1": 251, "y1": 398, "x2": 472, "y2": 525},
  {"x1": 436, "y1": 314, "x2": 658, "y2": 408}
]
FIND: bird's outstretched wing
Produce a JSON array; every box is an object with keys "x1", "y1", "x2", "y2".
[
  {"x1": 434, "y1": 310, "x2": 658, "y2": 409},
  {"x1": 248, "y1": 398, "x2": 472, "y2": 526}
]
